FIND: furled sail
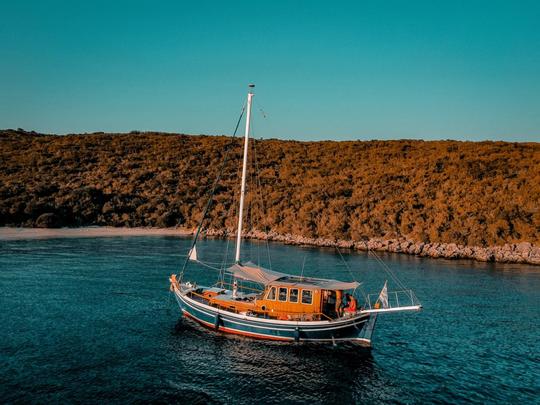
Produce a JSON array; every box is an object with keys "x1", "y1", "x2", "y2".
[{"x1": 189, "y1": 245, "x2": 198, "y2": 261}]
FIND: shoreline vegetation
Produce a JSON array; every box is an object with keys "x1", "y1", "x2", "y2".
[
  {"x1": 1, "y1": 227, "x2": 538, "y2": 265},
  {"x1": 1, "y1": 129, "x2": 539, "y2": 265}
]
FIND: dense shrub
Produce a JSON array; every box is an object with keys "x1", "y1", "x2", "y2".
[{"x1": 1, "y1": 129, "x2": 539, "y2": 247}]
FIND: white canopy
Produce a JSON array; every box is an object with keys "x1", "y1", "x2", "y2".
[
  {"x1": 227, "y1": 261, "x2": 360, "y2": 290},
  {"x1": 228, "y1": 261, "x2": 288, "y2": 285}
]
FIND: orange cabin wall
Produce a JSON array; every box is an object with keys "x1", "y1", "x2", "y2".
[{"x1": 255, "y1": 286, "x2": 322, "y2": 315}]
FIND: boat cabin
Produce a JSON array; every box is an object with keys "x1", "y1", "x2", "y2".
[
  {"x1": 254, "y1": 278, "x2": 337, "y2": 320},
  {"x1": 188, "y1": 263, "x2": 360, "y2": 321}
]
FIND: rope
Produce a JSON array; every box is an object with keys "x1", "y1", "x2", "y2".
[
  {"x1": 195, "y1": 260, "x2": 226, "y2": 272},
  {"x1": 251, "y1": 135, "x2": 273, "y2": 270},
  {"x1": 178, "y1": 104, "x2": 246, "y2": 282},
  {"x1": 219, "y1": 231, "x2": 232, "y2": 287},
  {"x1": 166, "y1": 290, "x2": 173, "y2": 314},
  {"x1": 300, "y1": 255, "x2": 307, "y2": 279},
  {"x1": 336, "y1": 246, "x2": 368, "y2": 301},
  {"x1": 367, "y1": 248, "x2": 409, "y2": 291},
  {"x1": 218, "y1": 192, "x2": 237, "y2": 286}
]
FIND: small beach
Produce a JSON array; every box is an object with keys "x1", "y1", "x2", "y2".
[{"x1": 0, "y1": 227, "x2": 192, "y2": 241}]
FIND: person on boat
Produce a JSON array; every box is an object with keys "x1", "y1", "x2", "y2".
[
  {"x1": 344, "y1": 293, "x2": 357, "y2": 313},
  {"x1": 232, "y1": 280, "x2": 238, "y2": 299},
  {"x1": 340, "y1": 293, "x2": 349, "y2": 315},
  {"x1": 335, "y1": 290, "x2": 343, "y2": 317}
]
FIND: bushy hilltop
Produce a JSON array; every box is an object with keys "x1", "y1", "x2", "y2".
[{"x1": 1, "y1": 129, "x2": 539, "y2": 248}]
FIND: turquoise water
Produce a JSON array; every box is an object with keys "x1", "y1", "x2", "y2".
[{"x1": 0, "y1": 236, "x2": 539, "y2": 403}]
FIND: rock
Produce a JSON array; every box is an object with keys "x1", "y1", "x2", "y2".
[
  {"x1": 337, "y1": 240, "x2": 354, "y2": 249},
  {"x1": 529, "y1": 247, "x2": 540, "y2": 265},
  {"x1": 354, "y1": 241, "x2": 368, "y2": 251},
  {"x1": 35, "y1": 212, "x2": 60, "y2": 228},
  {"x1": 474, "y1": 248, "x2": 495, "y2": 262},
  {"x1": 411, "y1": 242, "x2": 424, "y2": 255},
  {"x1": 201, "y1": 227, "x2": 539, "y2": 265},
  {"x1": 516, "y1": 242, "x2": 532, "y2": 257}
]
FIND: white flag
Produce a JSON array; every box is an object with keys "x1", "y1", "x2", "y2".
[
  {"x1": 378, "y1": 280, "x2": 389, "y2": 308},
  {"x1": 189, "y1": 245, "x2": 198, "y2": 261}
]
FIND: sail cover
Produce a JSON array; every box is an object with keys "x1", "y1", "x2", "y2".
[
  {"x1": 227, "y1": 262, "x2": 288, "y2": 285},
  {"x1": 296, "y1": 278, "x2": 361, "y2": 290},
  {"x1": 227, "y1": 261, "x2": 360, "y2": 290}
]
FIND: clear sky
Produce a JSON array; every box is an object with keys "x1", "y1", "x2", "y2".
[{"x1": 1, "y1": 1, "x2": 539, "y2": 141}]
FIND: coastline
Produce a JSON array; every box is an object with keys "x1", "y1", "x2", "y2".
[
  {"x1": 0, "y1": 226, "x2": 191, "y2": 240},
  {"x1": 229, "y1": 230, "x2": 540, "y2": 266},
  {"x1": 1, "y1": 226, "x2": 538, "y2": 266}
]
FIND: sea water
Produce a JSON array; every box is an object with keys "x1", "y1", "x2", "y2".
[{"x1": 0, "y1": 236, "x2": 538, "y2": 403}]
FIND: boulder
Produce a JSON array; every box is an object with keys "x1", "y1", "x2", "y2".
[{"x1": 35, "y1": 212, "x2": 60, "y2": 228}]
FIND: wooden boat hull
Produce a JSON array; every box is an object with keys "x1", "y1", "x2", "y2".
[{"x1": 173, "y1": 288, "x2": 374, "y2": 345}]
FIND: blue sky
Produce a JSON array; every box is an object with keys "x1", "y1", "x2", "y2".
[{"x1": 1, "y1": 1, "x2": 539, "y2": 141}]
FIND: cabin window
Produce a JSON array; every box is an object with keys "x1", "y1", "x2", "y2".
[
  {"x1": 267, "y1": 286, "x2": 276, "y2": 300},
  {"x1": 278, "y1": 287, "x2": 288, "y2": 302},
  {"x1": 289, "y1": 288, "x2": 299, "y2": 303},
  {"x1": 301, "y1": 290, "x2": 313, "y2": 305}
]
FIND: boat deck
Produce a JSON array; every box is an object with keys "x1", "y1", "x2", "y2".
[{"x1": 187, "y1": 288, "x2": 259, "y2": 314}]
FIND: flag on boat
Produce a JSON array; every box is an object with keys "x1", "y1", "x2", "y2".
[
  {"x1": 188, "y1": 245, "x2": 198, "y2": 261},
  {"x1": 378, "y1": 280, "x2": 389, "y2": 308}
]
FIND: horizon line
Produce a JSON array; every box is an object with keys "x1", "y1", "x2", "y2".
[{"x1": 2, "y1": 128, "x2": 538, "y2": 144}]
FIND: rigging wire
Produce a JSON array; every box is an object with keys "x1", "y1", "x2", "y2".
[
  {"x1": 248, "y1": 123, "x2": 260, "y2": 266},
  {"x1": 166, "y1": 288, "x2": 173, "y2": 314},
  {"x1": 335, "y1": 246, "x2": 368, "y2": 301},
  {"x1": 221, "y1": 183, "x2": 240, "y2": 282},
  {"x1": 195, "y1": 260, "x2": 226, "y2": 272},
  {"x1": 219, "y1": 232, "x2": 232, "y2": 287},
  {"x1": 177, "y1": 104, "x2": 246, "y2": 281},
  {"x1": 251, "y1": 135, "x2": 273, "y2": 270},
  {"x1": 367, "y1": 248, "x2": 410, "y2": 292},
  {"x1": 300, "y1": 255, "x2": 307, "y2": 279},
  {"x1": 247, "y1": 98, "x2": 274, "y2": 270},
  {"x1": 254, "y1": 98, "x2": 268, "y2": 119},
  {"x1": 218, "y1": 165, "x2": 242, "y2": 286}
]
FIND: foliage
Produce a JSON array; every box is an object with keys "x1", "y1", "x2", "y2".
[{"x1": 1, "y1": 129, "x2": 539, "y2": 247}]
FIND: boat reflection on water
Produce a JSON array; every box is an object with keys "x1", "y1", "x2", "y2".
[{"x1": 168, "y1": 318, "x2": 392, "y2": 403}]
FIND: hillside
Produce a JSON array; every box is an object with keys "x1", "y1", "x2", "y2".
[{"x1": 1, "y1": 129, "x2": 539, "y2": 261}]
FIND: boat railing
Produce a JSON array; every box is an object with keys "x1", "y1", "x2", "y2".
[
  {"x1": 216, "y1": 281, "x2": 264, "y2": 294},
  {"x1": 182, "y1": 287, "x2": 334, "y2": 321},
  {"x1": 364, "y1": 289, "x2": 421, "y2": 311}
]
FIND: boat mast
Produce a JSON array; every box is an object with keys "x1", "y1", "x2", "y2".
[{"x1": 235, "y1": 84, "x2": 255, "y2": 263}]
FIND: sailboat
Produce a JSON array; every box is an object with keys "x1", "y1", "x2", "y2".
[{"x1": 169, "y1": 85, "x2": 421, "y2": 346}]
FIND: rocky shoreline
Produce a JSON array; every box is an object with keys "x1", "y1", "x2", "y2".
[
  {"x1": 1, "y1": 226, "x2": 538, "y2": 265},
  {"x1": 205, "y1": 229, "x2": 540, "y2": 266}
]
